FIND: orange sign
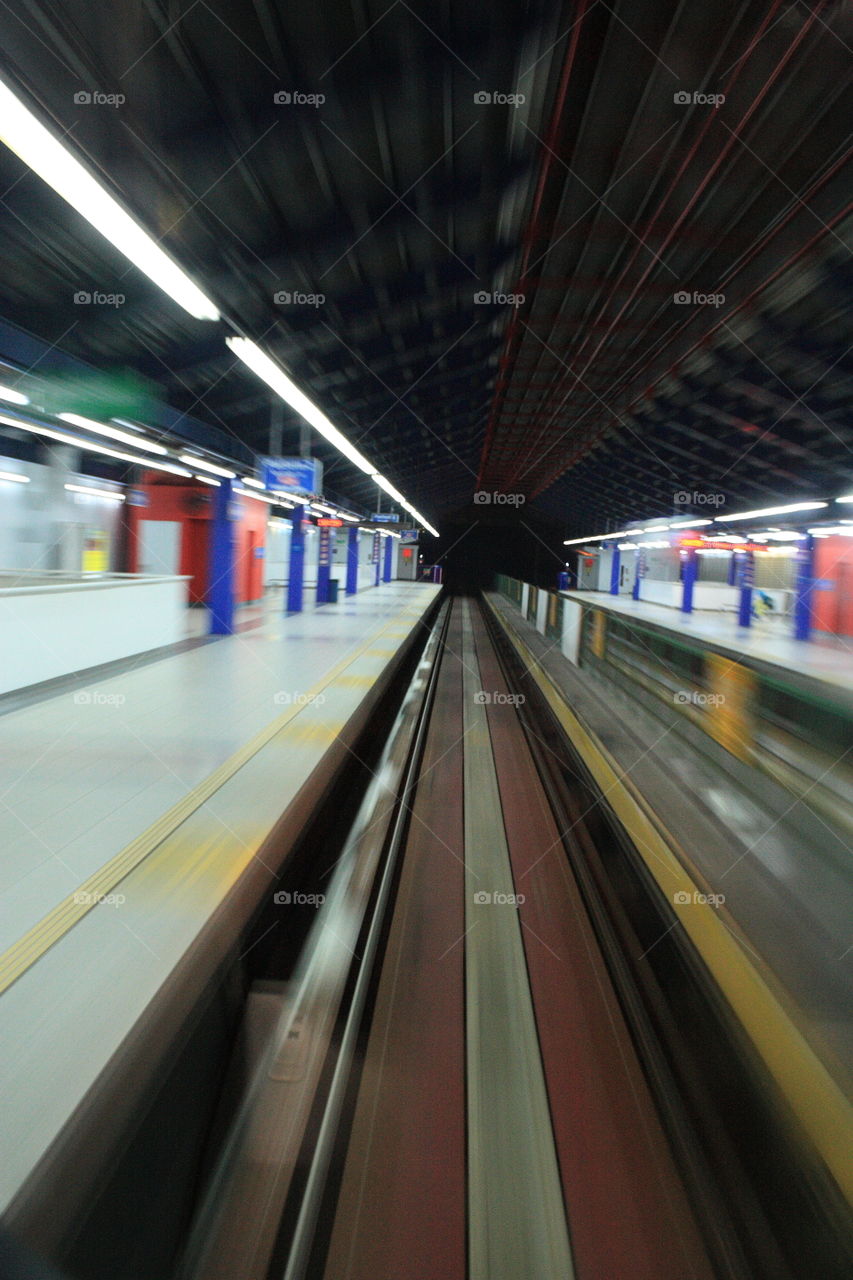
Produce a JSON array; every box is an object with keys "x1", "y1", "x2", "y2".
[{"x1": 679, "y1": 538, "x2": 768, "y2": 552}]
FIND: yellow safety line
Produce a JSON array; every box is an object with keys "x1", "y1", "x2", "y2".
[
  {"x1": 484, "y1": 594, "x2": 853, "y2": 1205},
  {"x1": 0, "y1": 594, "x2": 436, "y2": 996}
]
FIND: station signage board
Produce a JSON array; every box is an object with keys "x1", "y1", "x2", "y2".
[
  {"x1": 316, "y1": 517, "x2": 343, "y2": 527},
  {"x1": 262, "y1": 456, "x2": 322, "y2": 496},
  {"x1": 679, "y1": 538, "x2": 768, "y2": 553},
  {"x1": 371, "y1": 512, "x2": 400, "y2": 523}
]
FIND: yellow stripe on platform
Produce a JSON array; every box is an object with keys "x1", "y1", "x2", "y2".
[
  {"x1": 483, "y1": 594, "x2": 853, "y2": 1206},
  {"x1": 0, "y1": 597, "x2": 432, "y2": 997}
]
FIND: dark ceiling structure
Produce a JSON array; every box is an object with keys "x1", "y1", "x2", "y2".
[{"x1": 0, "y1": 0, "x2": 850, "y2": 540}]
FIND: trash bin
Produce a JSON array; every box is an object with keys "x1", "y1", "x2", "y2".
[{"x1": 328, "y1": 577, "x2": 339, "y2": 603}]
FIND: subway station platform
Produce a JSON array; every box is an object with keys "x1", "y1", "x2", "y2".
[
  {"x1": 561, "y1": 588, "x2": 853, "y2": 692},
  {"x1": 0, "y1": 581, "x2": 439, "y2": 1221}
]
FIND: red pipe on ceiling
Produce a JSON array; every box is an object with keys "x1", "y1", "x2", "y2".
[
  {"x1": 494, "y1": 0, "x2": 826, "y2": 490},
  {"x1": 475, "y1": 0, "x2": 592, "y2": 490}
]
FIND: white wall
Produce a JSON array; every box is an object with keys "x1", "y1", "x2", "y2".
[
  {"x1": 358, "y1": 530, "x2": 379, "y2": 591},
  {"x1": 561, "y1": 598, "x2": 583, "y2": 664},
  {"x1": 263, "y1": 522, "x2": 291, "y2": 588},
  {"x1": 639, "y1": 580, "x2": 682, "y2": 607},
  {"x1": 0, "y1": 456, "x2": 124, "y2": 573},
  {"x1": 535, "y1": 590, "x2": 548, "y2": 634},
  {"x1": 0, "y1": 577, "x2": 188, "y2": 694}
]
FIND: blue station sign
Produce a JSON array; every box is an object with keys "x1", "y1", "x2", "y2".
[{"x1": 262, "y1": 456, "x2": 323, "y2": 495}]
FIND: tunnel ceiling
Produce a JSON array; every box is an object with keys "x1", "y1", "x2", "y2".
[{"x1": 0, "y1": 1, "x2": 850, "y2": 532}]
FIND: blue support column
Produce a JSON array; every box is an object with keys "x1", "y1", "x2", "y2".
[
  {"x1": 208, "y1": 478, "x2": 235, "y2": 635},
  {"x1": 609, "y1": 546, "x2": 621, "y2": 595},
  {"x1": 726, "y1": 551, "x2": 737, "y2": 586},
  {"x1": 383, "y1": 534, "x2": 393, "y2": 582},
  {"x1": 681, "y1": 547, "x2": 697, "y2": 613},
  {"x1": 737, "y1": 550, "x2": 754, "y2": 628},
  {"x1": 316, "y1": 525, "x2": 331, "y2": 604},
  {"x1": 287, "y1": 505, "x2": 305, "y2": 613},
  {"x1": 794, "y1": 533, "x2": 815, "y2": 641},
  {"x1": 345, "y1": 526, "x2": 359, "y2": 595},
  {"x1": 558, "y1": 571, "x2": 569, "y2": 591},
  {"x1": 373, "y1": 532, "x2": 381, "y2": 586}
]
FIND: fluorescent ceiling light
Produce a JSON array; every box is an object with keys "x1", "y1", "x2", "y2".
[
  {"x1": 0, "y1": 469, "x2": 29, "y2": 483},
  {"x1": 809, "y1": 525, "x2": 853, "y2": 537},
  {"x1": 563, "y1": 531, "x2": 631, "y2": 546},
  {"x1": 195, "y1": 474, "x2": 220, "y2": 486},
  {"x1": 0, "y1": 413, "x2": 192, "y2": 475},
  {"x1": 643, "y1": 524, "x2": 670, "y2": 532},
  {"x1": 667, "y1": 518, "x2": 713, "y2": 529},
  {"x1": 65, "y1": 483, "x2": 125, "y2": 502},
  {"x1": 234, "y1": 487, "x2": 281, "y2": 504},
  {"x1": 0, "y1": 75, "x2": 219, "y2": 321},
  {"x1": 273, "y1": 490, "x2": 309, "y2": 504},
  {"x1": 178, "y1": 454, "x2": 236, "y2": 479},
  {"x1": 226, "y1": 337, "x2": 378, "y2": 475},
  {"x1": 59, "y1": 412, "x2": 168, "y2": 455},
  {"x1": 715, "y1": 501, "x2": 827, "y2": 522},
  {"x1": 836, "y1": 494, "x2": 853, "y2": 504},
  {"x1": 240, "y1": 475, "x2": 264, "y2": 489},
  {"x1": 225, "y1": 336, "x2": 439, "y2": 535},
  {"x1": 226, "y1": 335, "x2": 440, "y2": 536},
  {"x1": 375, "y1": 475, "x2": 406, "y2": 506},
  {"x1": 0, "y1": 383, "x2": 29, "y2": 406}
]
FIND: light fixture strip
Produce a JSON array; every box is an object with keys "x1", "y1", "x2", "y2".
[{"x1": 0, "y1": 75, "x2": 219, "y2": 321}]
